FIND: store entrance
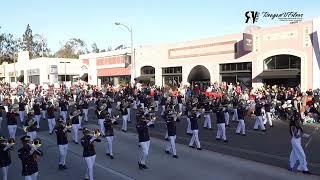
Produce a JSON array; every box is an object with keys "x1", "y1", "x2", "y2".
[{"x1": 188, "y1": 65, "x2": 211, "y2": 88}]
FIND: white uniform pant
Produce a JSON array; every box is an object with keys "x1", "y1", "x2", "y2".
[
  {"x1": 0, "y1": 117, "x2": 2, "y2": 132},
  {"x1": 19, "y1": 111, "x2": 25, "y2": 122},
  {"x1": 98, "y1": 119, "x2": 105, "y2": 136},
  {"x1": 178, "y1": 103, "x2": 183, "y2": 113},
  {"x1": 155, "y1": 101, "x2": 159, "y2": 111},
  {"x1": 224, "y1": 112, "x2": 229, "y2": 125},
  {"x1": 161, "y1": 105, "x2": 165, "y2": 115},
  {"x1": 106, "y1": 136, "x2": 113, "y2": 156},
  {"x1": 140, "y1": 103, "x2": 144, "y2": 109},
  {"x1": 72, "y1": 124, "x2": 79, "y2": 142},
  {"x1": 48, "y1": 118, "x2": 56, "y2": 134},
  {"x1": 122, "y1": 115, "x2": 128, "y2": 131},
  {"x1": 166, "y1": 135, "x2": 177, "y2": 155},
  {"x1": 139, "y1": 140, "x2": 150, "y2": 165},
  {"x1": 127, "y1": 108, "x2": 131, "y2": 122},
  {"x1": 133, "y1": 101, "x2": 137, "y2": 109},
  {"x1": 27, "y1": 131, "x2": 37, "y2": 141},
  {"x1": 41, "y1": 110, "x2": 46, "y2": 119},
  {"x1": 189, "y1": 130, "x2": 201, "y2": 148},
  {"x1": 83, "y1": 109, "x2": 88, "y2": 122},
  {"x1": 84, "y1": 155, "x2": 96, "y2": 180},
  {"x1": 236, "y1": 119, "x2": 246, "y2": 134},
  {"x1": 61, "y1": 111, "x2": 67, "y2": 123},
  {"x1": 289, "y1": 138, "x2": 308, "y2": 171},
  {"x1": 216, "y1": 123, "x2": 227, "y2": 140},
  {"x1": 186, "y1": 117, "x2": 192, "y2": 134},
  {"x1": 24, "y1": 172, "x2": 38, "y2": 180},
  {"x1": 58, "y1": 144, "x2": 68, "y2": 165},
  {"x1": 264, "y1": 112, "x2": 273, "y2": 126},
  {"x1": 232, "y1": 108, "x2": 238, "y2": 121},
  {"x1": 254, "y1": 116, "x2": 265, "y2": 130},
  {"x1": 203, "y1": 114, "x2": 212, "y2": 128},
  {"x1": 34, "y1": 115, "x2": 41, "y2": 128},
  {"x1": 1, "y1": 166, "x2": 8, "y2": 180},
  {"x1": 107, "y1": 108, "x2": 112, "y2": 116},
  {"x1": 7, "y1": 125, "x2": 17, "y2": 139},
  {"x1": 79, "y1": 116, "x2": 83, "y2": 129}
]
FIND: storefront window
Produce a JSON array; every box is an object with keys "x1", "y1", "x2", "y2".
[
  {"x1": 162, "y1": 66, "x2": 182, "y2": 87},
  {"x1": 264, "y1": 55, "x2": 300, "y2": 70},
  {"x1": 141, "y1": 66, "x2": 155, "y2": 75}
]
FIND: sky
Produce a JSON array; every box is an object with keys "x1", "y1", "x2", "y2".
[{"x1": 1, "y1": 0, "x2": 319, "y2": 52}]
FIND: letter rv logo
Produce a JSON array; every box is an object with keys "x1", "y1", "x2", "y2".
[{"x1": 245, "y1": 11, "x2": 259, "y2": 23}]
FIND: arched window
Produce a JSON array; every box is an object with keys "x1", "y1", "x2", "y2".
[
  {"x1": 141, "y1": 66, "x2": 155, "y2": 75},
  {"x1": 264, "y1": 55, "x2": 301, "y2": 70}
]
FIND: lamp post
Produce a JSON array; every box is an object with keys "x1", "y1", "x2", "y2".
[
  {"x1": 59, "y1": 61, "x2": 70, "y2": 84},
  {"x1": 114, "y1": 22, "x2": 135, "y2": 85}
]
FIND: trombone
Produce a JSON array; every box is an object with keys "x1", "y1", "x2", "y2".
[{"x1": 84, "y1": 128, "x2": 101, "y2": 138}]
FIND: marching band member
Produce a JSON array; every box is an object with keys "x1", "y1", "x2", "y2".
[
  {"x1": 76, "y1": 101, "x2": 84, "y2": 130},
  {"x1": 223, "y1": 104, "x2": 230, "y2": 127},
  {"x1": 81, "y1": 128, "x2": 101, "y2": 180},
  {"x1": 54, "y1": 119, "x2": 69, "y2": 170},
  {"x1": 18, "y1": 135, "x2": 43, "y2": 180},
  {"x1": 119, "y1": 100, "x2": 129, "y2": 132},
  {"x1": 160, "y1": 96, "x2": 166, "y2": 116},
  {"x1": 154, "y1": 91, "x2": 159, "y2": 111},
  {"x1": 126, "y1": 98, "x2": 132, "y2": 123},
  {"x1": 59, "y1": 98, "x2": 69, "y2": 123},
  {"x1": 165, "y1": 110, "x2": 178, "y2": 158},
  {"x1": 24, "y1": 113, "x2": 38, "y2": 141},
  {"x1": 0, "y1": 105, "x2": 4, "y2": 132},
  {"x1": 18, "y1": 98, "x2": 26, "y2": 123},
  {"x1": 232, "y1": 98, "x2": 239, "y2": 122},
  {"x1": 177, "y1": 93, "x2": 184, "y2": 114},
  {"x1": 188, "y1": 108, "x2": 202, "y2": 150},
  {"x1": 104, "y1": 115, "x2": 115, "y2": 159},
  {"x1": 289, "y1": 112, "x2": 311, "y2": 174},
  {"x1": 47, "y1": 101, "x2": 56, "y2": 135},
  {"x1": 96, "y1": 104, "x2": 107, "y2": 137},
  {"x1": 33, "y1": 101, "x2": 41, "y2": 130},
  {"x1": 106, "y1": 98, "x2": 113, "y2": 116},
  {"x1": 0, "y1": 136, "x2": 13, "y2": 180},
  {"x1": 70, "y1": 110, "x2": 81, "y2": 144},
  {"x1": 253, "y1": 101, "x2": 266, "y2": 131},
  {"x1": 264, "y1": 101, "x2": 273, "y2": 127},
  {"x1": 41, "y1": 99, "x2": 47, "y2": 120},
  {"x1": 203, "y1": 101, "x2": 212, "y2": 130},
  {"x1": 136, "y1": 115, "x2": 153, "y2": 170},
  {"x1": 185, "y1": 101, "x2": 193, "y2": 135},
  {"x1": 235, "y1": 103, "x2": 247, "y2": 136},
  {"x1": 215, "y1": 106, "x2": 228, "y2": 142},
  {"x1": 83, "y1": 98, "x2": 89, "y2": 122},
  {"x1": 6, "y1": 107, "x2": 19, "y2": 140}
]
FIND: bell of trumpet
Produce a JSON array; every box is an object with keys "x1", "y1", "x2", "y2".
[
  {"x1": 31, "y1": 138, "x2": 42, "y2": 148},
  {"x1": 65, "y1": 122, "x2": 72, "y2": 129},
  {"x1": 7, "y1": 138, "x2": 15, "y2": 146}
]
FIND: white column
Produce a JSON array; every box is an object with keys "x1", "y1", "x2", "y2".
[
  {"x1": 312, "y1": 17, "x2": 320, "y2": 90},
  {"x1": 154, "y1": 66, "x2": 162, "y2": 87},
  {"x1": 88, "y1": 58, "x2": 97, "y2": 85}
]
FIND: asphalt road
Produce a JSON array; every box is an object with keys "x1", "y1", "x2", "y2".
[{"x1": 0, "y1": 101, "x2": 319, "y2": 179}]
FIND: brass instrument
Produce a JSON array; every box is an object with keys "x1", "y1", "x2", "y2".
[
  {"x1": 84, "y1": 128, "x2": 101, "y2": 138},
  {"x1": 69, "y1": 110, "x2": 81, "y2": 119},
  {"x1": 23, "y1": 119, "x2": 37, "y2": 132},
  {"x1": 65, "y1": 122, "x2": 72, "y2": 129},
  {"x1": 29, "y1": 138, "x2": 42, "y2": 148},
  {"x1": 97, "y1": 104, "x2": 107, "y2": 115},
  {"x1": 3, "y1": 138, "x2": 16, "y2": 146}
]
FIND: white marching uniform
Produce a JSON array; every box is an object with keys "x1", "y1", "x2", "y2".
[{"x1": 289, "y1": 128, "x2": 309, "y2": 172}]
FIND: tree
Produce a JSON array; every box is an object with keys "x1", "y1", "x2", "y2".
[
  {"x1": 0, "y1": 27, "x2": 20, "y2": 64},
  {"x1": 21, "y1": 24, "x2": 33, "y2": 58},
  {"x1": 55, "y1": 38, "x2": 88, "y2": 58},
  {"x1": 91, "y1": 43, "x2": 100, "y2": 53},
  {"x1": 33, "y1": 34, "x2": 50, "y2": 57},
  {"x1": 107, "y1": 46, "x2": 112, "y2": 51}
]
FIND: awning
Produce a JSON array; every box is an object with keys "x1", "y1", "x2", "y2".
[
  {"x1": 135, "y1": 75, "x2": 155, "y2": 81},
  {"x1": 258, "y1": 70, "x2": 300, "y2": 79}
]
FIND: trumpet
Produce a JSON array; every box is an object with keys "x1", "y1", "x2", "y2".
[
  {"x1": 2, "y1": 138, "x2": 16, "y2": 146},
  {"x1": 69, "y1": 110, "x2": 81, "y2": 119},
  {"x1": 84, "y1": 128, "x2": 101, "y2": 138},
  {"x1": 65, "y1": 122, "x2": 72, "y2": 129},
  {"x1": 29, "y1": 138, "x2": 42, "y2": 148},
  {"x1": 23, "y1": 119, "x2": 37, "y2": 132}
]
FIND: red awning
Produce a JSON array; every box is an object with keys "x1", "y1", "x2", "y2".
[{"x1": 97, "y1": 67, "x2": 131, "y2": 77}]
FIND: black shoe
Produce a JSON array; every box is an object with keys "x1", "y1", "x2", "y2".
[
  {"x1": 242, "y1": 134, "x2": 246, "y2": 136},
  {"x1": 173, "y1": 155, "x2": 178, "y2": 159},
  {"x1": 106, "y1": 153, "x2": 110, "y2": 157},
  {"x1": 189, "y1": 145, "x2": 195, "y2": 148},
  {"x1": 216, "y1": 138, "x2": 221, "y2": 141},
  {"x1": 223, "y1": 140, "x2": 229, "y2": 143},
  {"x1": 138, "y1": 162, "x2": 143, "y2": 170},
  {"x1": 58, "y1": 164, "x2": 63, "y2": 170},
  {"x1": 165, "y1": 150, "x2": 170, "y2": 154},
  {"x1": 122, "y1": 130, "x2": 127, "y2": 133},
  {"x1": 142, "y1": 164, "x2": 148, "y2": 169},
  {"x1": 84, "y1": 178, "x2": 89, "y2": 180},
  {"x1": 197, "y1": 148, "x2": 202, "y2": 150},
  {"x1": 208, "y1": 128, "x2": 212, "y2": 130},
  {"x1": 270, "y1": 125, "x2": 273, "y2": 127},
  {"x1": 236, "y1": 133, "x2": 240, "y2": 135},
  {"x1": 187, "y1": 133, "x2": 193, "y2": 136},
  {"x1": 226, "y1": 125, "x2": 230, "y2": 127},
  {"x1": 49, "y1": 132, "x2": 53, "y2": 135},
  {"x1": 102, "y1": 135, "x2": 107, "y2": 138},
  {"x1": 302, "y1": 171, "x2": 311, "y2": 175},
  {"x1": 262, "y1": 129, "x2": 266, "y2": 132},
  {"x1": 62, "y1": 165, "x2": 68, "y2": 169},
  {"x1": 110, "y1": 155, "x2": 114, "y2": 159},
  {"x1": 164, "y1": 138, "x2": 169, "y2": 141}
]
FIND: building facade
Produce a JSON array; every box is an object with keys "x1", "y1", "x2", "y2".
[
  {"x1": 0, "y1": 51, "x2": 86, "y2": 85},
  {"x1": 79, "y1": 49, "x2": 131, "y2": 86}
]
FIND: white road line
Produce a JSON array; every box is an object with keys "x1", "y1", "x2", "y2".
[{"x1": 305, "y1": 127, "x2": 319, "y2": 148}]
